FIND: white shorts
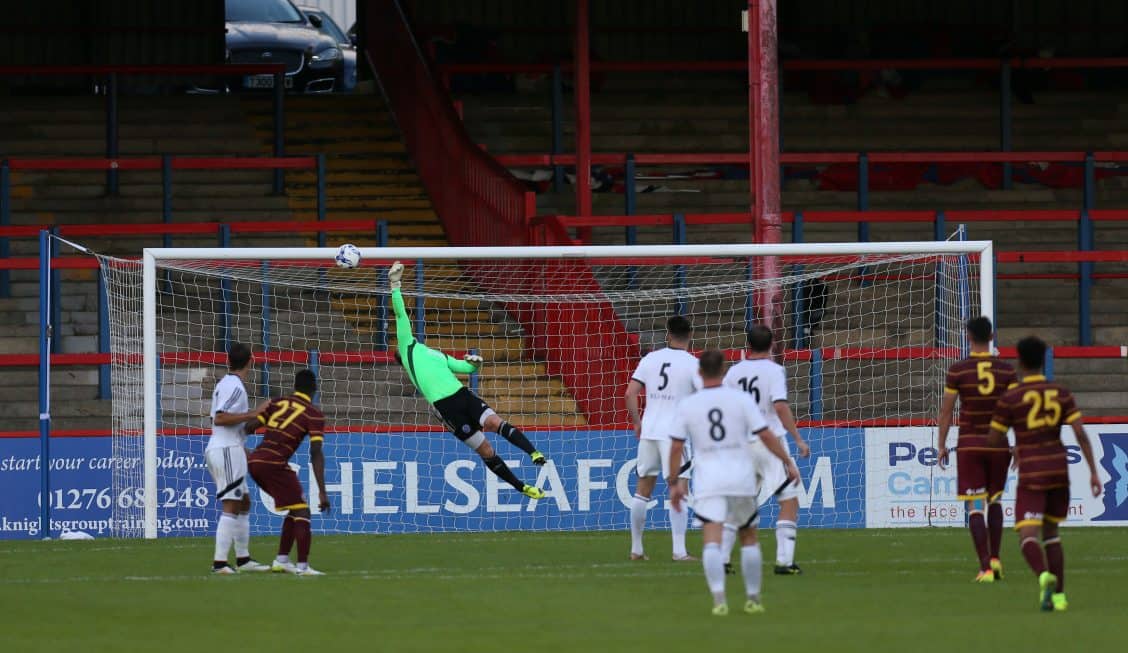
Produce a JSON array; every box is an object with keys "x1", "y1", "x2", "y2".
[
  {"x1": 694, "y1": 495, "x2": 761, "y2": 530},
  {"x1": 750, "y1": 439, "x2": 799, "y2": 504},
  {"x1": 205, "y1": 445, "x2": 249, "y2": 502},
  {"x1": 636, "y1": 438, "x2": 692, "y2": 480}
]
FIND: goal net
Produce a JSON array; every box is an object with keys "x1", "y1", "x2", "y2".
[{"x1": 97, "y1": 242, "x2": 989, "y2": 538}]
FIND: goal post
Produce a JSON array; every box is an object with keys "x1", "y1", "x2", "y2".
[{"x1": 106, "y1": 241, "x2": 994, "y2": 538}]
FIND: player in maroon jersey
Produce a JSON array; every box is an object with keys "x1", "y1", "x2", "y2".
[
  {"x1": 937, "y1": 317, "x2": 1017, "y2": 582},
  {"x1": 988, "y1": 336, "x2": 1102, "y2": 612},
  {"x1": 247, "y1": 370, "x2": 330, "y2": 576}
]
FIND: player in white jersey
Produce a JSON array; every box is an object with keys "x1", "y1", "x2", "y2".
[
  {"x1": 205, "y1": 343, "x2": 270, "y2": 574},
  {"x1": 669, "y1": 350, "x2": 798, "y2": 616},
  {"x1": 722, "y1": 325, "x2": 811, "y2": 575},
  {"x1": 624, "y1": 316, "x2": 700, "y2": 561}
]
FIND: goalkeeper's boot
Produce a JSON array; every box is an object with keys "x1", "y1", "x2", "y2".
[
  {"x1": 521, "y1": 485, "x2": 547, "y2": 500},
  {"x1": 294, "y1": 565, "x2": 325, "y2": 577},
  {"x1": 743, "y1": 598, "x2": 766, "y2": 615},
  {"x1": 530, "y1": 451, "x2": 547, "y2": 466},
  {"x1": 975, "y1": 569, "x2": 995, "y2": 584},
  {"x1": 1038, "y1": 571, "x2": 1057, "y2": 611},
  {"x1": 211, "y1": 563, "x2": 237, "y2": 575},
  {"x1": 237, "y1": 558, "x2": 271, "y2": 572},
  {"x1": 711, "y1": 603, "x2": 729, "y2": 617},
  {"x1": 271, "y1": 559, "x2": 298, "y2": 574},
  {"x1": 1051, "y1": 592, "x2": 1068, "y2": 612},
  {"x1": 774, "y1": 564, "x2": 802, "y2": 575},
  {"x1": 990, "y1": 557, "x2": 1004, "y2": 580}
]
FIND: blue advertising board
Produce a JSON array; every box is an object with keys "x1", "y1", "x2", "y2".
[{"x1": 0, "y1": 428, "x2": 865, "y2": 539}]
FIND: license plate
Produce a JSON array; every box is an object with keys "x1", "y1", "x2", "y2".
[{"x1": 244, "y1": 74, "x2": 293, "y2": 89}]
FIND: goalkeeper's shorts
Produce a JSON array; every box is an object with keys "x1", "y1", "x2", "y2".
[{"x1": 433, "y1": 387, "x2": 496, "y2": 443}]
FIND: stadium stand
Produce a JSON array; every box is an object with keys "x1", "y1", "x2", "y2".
[{"x1": 0, "y1": 0, "x2": 1125, "y2": 439}]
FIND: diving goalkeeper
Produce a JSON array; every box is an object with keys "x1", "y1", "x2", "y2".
[{"x1": 388, "y1": 261, "x2": 547, "y2": 500}]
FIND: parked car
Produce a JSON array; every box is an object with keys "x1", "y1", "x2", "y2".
[
  {"x1": 225, "y1": 0, "x2": 344, "y2": 94},
  {"x1": 297, "y1": 6, "x2": 357, "y2": 91}
]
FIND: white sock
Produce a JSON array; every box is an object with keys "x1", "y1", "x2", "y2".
[
  {"x1": 296, "y1": 561, "x2": 309, "y2": 571},
  {"x1": 276, "y1": 554, "x2": 290, "y2": 564},
  {"x1": 630, "y1": 494, "x2": 649, "y2": 555},
  {"x1": 720, "y1": 524, "x2": 738, "y2": 564},
  {"x1": 776, "y1": 520, "x2": 797, "y2": 566},
  {"x1": 214, "y1": 513, "x2": 237, "y2": 564},
  {"x1": 702, "y1": 542, "x2": 726, "y2": 605},
  {"x1": 741, "y1": 544, "x2": 763, "y2": 600},
  {"x1": 669, "y1": 500, "x2": 689, "y2": 558},
  {"x1": 234, "y1": 513, "x2": 251, "y2": 559}
]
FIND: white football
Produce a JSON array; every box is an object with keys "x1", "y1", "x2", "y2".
[{"x1": 335, "y1": 243, "x2": 361, "y2": 269}]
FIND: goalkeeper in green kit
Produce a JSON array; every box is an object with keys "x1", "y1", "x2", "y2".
[{"x1": 388, "y1": 261, "x2": 548, "y2": 500}]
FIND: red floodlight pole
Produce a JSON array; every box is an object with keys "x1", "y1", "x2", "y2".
[
  {"x1": 574, "y1": 0, "x2": 593, "y2": 232},
  {"x1": 748, "y1": 0, "x2": 783, "y2": 353}
]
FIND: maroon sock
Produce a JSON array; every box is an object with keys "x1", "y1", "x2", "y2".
[
  {"x1": 294, "y1": 517, "x2": 312, "y2": 564},
  {"x1": 1021, "y1": 537, "x2": 1047, "y2": 575},
  {"x1": 1044, "y1": 539, "x2": 1064, "y2": 592},
  {"x1": 987, "y1": 503, "x2": 1004, "y2": 559},
  {"x1": 968, "y1": 513, "x2": 990, "y2": 571},
  {"x1": 279, "y1": 516, "x2": 295, "y2": 557}
]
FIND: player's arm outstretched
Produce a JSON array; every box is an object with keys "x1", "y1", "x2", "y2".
[
  {"x1": 446, "y1": 353, "x2": 480, "y2": 374},
  {"x1": 388, "y1": 261, "x2": 415, "y2": 350},
  {"x1": 388, "y1": 260, "x2": 482, "y2": 374},
  {"x1": 214, "y1": 400, "x2": 269, "y2": 427}
]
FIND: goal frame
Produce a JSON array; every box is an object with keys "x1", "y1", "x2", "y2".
[{"x1": 140, "y1": 241, "x2": 994, "y2": 538}]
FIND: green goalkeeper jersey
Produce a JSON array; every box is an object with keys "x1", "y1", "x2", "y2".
[{"x1": 391, "y1": 288, "x2": 478, "y2": 403}]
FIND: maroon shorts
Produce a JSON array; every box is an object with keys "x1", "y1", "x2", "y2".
[
  {"x1": 248, "y1": 460, "x2": 307, "y2": 511},
  {"x1": 956, "y1": 449, "x2": 1011, "y2": 502},
  {"x1": 1014, "y1": 485, "x2": 1070, "y2": 531}
]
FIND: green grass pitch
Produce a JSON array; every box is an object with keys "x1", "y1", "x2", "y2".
[{"x1": 1, "y1": 528, "x2": 1125, "y2": 652}]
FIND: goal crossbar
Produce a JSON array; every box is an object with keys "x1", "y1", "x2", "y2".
[{"x1": 143, "y1": 241, "x2": 995, "y2": 261}]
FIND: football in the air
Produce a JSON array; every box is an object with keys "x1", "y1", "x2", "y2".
[{"x1": 335, "y1": 243, "x2": 361, "y2": 269}]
